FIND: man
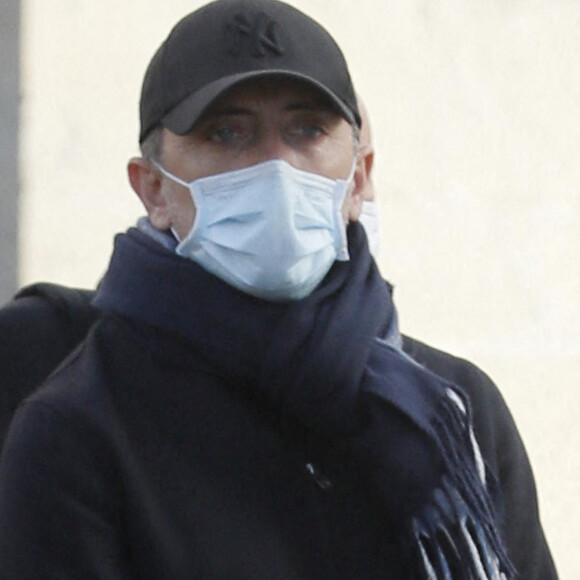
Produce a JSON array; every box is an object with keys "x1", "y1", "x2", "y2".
[{"x1": 0, "y1": 1, "x2": 557, "y2": 578}]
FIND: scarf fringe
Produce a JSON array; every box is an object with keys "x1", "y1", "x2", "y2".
[{"x1": 411, "y1": 389, "x2": 516, "y2": 580}]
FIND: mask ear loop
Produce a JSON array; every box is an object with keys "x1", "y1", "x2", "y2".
[
  {"x1": 333, "y1": 142, "x2": 361, "y2": 261},
  {"x1": 346, "y1": 148, "x2": 359, "y2": 185},
  {"x1": 349, "y1": 130, "x2": 362, "y2": 181},
  {"x1": 150, "y1": 159, "x2": 191, "y2": 188},
  {"x1": 149, "y1": 159, "x2": 192, "y2": 242},
  {"x1": 338, "y1": 139, "x2": 360, "y2": 219}
]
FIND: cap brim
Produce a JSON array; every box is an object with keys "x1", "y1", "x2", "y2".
[{"x1": 161, "y1": 70, "x2": 358, "y2": 136}]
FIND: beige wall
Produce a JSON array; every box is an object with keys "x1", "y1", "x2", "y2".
[{"x1": 19, "y1": 1, "x2": 579, "y2": 576}]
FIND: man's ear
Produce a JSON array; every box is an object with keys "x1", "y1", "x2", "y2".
[
  {"x1": 347, "y1": 153, "x2": 367, "y2": 221},
  {"x1": 363, "y1": 149, "x2": 374, "y2": 192},
  {"x1": 127, "y1": 157, "x2": 172, "y2": 230}
]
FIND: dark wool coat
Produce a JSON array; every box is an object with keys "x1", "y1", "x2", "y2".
[{"x1": 0, "y1": 283, "x2": 557, "y2": 579}]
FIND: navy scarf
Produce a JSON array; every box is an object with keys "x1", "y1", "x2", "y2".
[{"x1": 95, "y1": 222, "x2": 514, "y2": 579}]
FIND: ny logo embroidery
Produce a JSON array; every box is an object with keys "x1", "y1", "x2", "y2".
[{"x1": 225, "y1": 11, "x2": 284, "y2": 57}]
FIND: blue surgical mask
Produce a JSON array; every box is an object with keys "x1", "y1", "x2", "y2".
[{"x1": 154, "y1": 159, "x2": 355, "y2": 301}]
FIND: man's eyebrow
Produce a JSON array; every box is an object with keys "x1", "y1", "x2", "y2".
[{"x1": 196, "y1": 100, "x2": 339, "y2": 125}]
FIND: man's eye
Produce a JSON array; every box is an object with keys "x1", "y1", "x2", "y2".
[
  {"x1": 288, "y1": 123, "x2": 325, "y2": 141},
  {"x1": 209, "y1": 125, "x2": 239, "y2": 142},
  {"x1": 300, "y1": 125, "x2": 324, "y2": 138}
]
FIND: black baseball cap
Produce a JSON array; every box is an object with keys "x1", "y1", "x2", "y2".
[{"x1": 139, "y1": 0, "x2": 360, "y2": 143}]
